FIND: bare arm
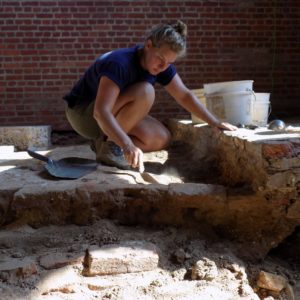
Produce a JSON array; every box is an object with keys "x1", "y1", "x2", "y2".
[
  {"x1": 92, "y1": 76, "x2": 143, "y2": 169},
  {"x1": 93, "y1": 76, "x2": 133, "y2": 149},
  {"x1": 164, "y1": 74, "x2": 237, "y2": 130}
]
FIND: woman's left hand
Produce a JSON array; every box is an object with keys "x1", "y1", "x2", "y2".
[{"x1": 215, "y1": 122, "x2": 238, "y2": 131}]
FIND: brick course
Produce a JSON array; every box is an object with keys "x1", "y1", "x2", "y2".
[{"x1": 1, "y1": 0, "x2": 299, "y2": 130}]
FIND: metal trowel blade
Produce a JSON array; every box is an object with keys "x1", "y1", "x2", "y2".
[
  {"x1": 138, "y1": 162, "x2": 162, "y2": 184},
  {"x1": 140, "y1": 171, "x2": 161, "y2": 184}
]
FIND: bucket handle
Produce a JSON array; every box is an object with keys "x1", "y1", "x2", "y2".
[
  {"x1": 248, "y1": 89, "x2": 272, "y2": 118},
  {"x1": 248, "y1": 89, "x2": 272, "y2": 117},
  {"x1": 247, "y1": 88, "x2": 257, "y2": 102},
  {"x1": 247, "y1": 98, "x2": 252, "y2": 115}
]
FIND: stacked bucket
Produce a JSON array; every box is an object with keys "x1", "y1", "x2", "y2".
[{"x1": 192, "y1": 80, "x2": 271, "y2": 127}]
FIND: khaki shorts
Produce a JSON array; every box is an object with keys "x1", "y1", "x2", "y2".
[{"x1": 65, "y1": 101, "x2": 103, "y2": 140}]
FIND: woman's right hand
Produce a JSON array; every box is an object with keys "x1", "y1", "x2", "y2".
[{"x1": 123, "y1": 143, "x2": 144, "y2": 172}]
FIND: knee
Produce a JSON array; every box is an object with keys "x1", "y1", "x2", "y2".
[
  {"x1": 135, "y1": 82, "x2": 155, "y2": 107},
  {"x1": 149, "y1": 126, "x2": 171, "y2": 151},
  {"x1": 158, "y1": 127, "x2": 171, "y2": 149}
]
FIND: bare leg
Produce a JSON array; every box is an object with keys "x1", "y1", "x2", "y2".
[
  {"x1": 111, "y1": 82, "x2": 171, "y2": 152},
  {"x1": 112, "y1": 82, "x2": 155, "y2": 133},
  {"x1": 129, "y1": 115, "x2": 171, "y2": 152}
]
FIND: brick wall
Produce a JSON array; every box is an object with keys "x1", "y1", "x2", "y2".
[{"x1": 1, "y1": 0, "x2": 299, "y2": 130}]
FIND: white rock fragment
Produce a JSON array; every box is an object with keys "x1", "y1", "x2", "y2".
[{"x1": 191, "y1": 258, "x2": 218, "y2": 281}]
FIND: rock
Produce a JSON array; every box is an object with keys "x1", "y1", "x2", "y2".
[
  {"x1": 171, "y1": 268, "x2": 187, "y2": 280},
  {"x1": 11, "y1": 251, "x2": 24, "y2": 258},
  {"x1": 285, "y1": 283, "x2": 296, "y2": 300},
  {"x1": 257, "y1": 271, "x2": 287, "y2": 292},
  {"x1": 43, "y1": 284, "x2": 76, "y2": 295},
  {"x1": 83, "y1": 276, "x2": 119, "y2": 291},
  {"x1": 262, "y1": 142, "x2": 297, "y2": 160},
  {"x1": 39, "y1": 252, "x2": 83, "y2": 270},
  {"x1": 0, "y1": 125, "x2": 51, "y2": 150},
  {"x1": 266, "y1": 171, "x2": 297, "y2": 189},
  {"x1": 225, "y1": 263, "x2": 246, "y2": 280},
  {"x1": 171, "y1": 248, "x2": 188, "y2": 264},
  {"x1": 191, "y1": 258, "x2": 218, "y2": 281},
  {"x1": 0, "y1": 257, "x2": 38, "y2": 281},
  {"x1": 83, "y1": 241, "x2": 159, "y2": 276},
  {"x1": 0, "y1": 145, "x2": 15, "y2": 154},
  {"x1": 287, "y1": 200, "x2": 300, "y2": 219}
]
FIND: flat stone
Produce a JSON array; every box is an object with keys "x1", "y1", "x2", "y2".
[
  {"x1": 266, "y1": 171, "x2": 297, "y2": 189},
  {"x1": 84, "y1": 241, "x2": 159, "y2": 276},
  {"x1": 0, "y1": 125, "x2": 51, "y2": 151},
  {"x1": 168, "y1": 183, "x2": 226, "y2": 201},
  {"x1": 39, "y1": 252, "x2": 83, "y2": 270},
  {"x1": 0, "y1": 145, "x2": 15, "y2": 154},
  {"x1": 0, "y1": 257, "x2": 38, "y2": 281},
  {"x1": 269, "y1": 157, "x2": 300, "y2": 171}
]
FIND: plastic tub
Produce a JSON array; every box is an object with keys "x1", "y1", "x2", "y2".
[
  {"x1": 203, "y1": 80, "x2": 254, "y2": 95},
  {"x1": 251, "y1": 93, "x2": 270, "y2": 126},
  {"x1": 222, "y1": 91, "x2": 253, "y2": 125},
  {"x1": 206, "y1": 91, "x2": 254, "y2": 125},
  {"x1": 205, "y1": 94, "x2": 226, "y2": 121}
]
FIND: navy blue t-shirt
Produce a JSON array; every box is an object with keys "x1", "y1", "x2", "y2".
[{"x1": 63, "y1": 45, "x2": 177, "y2": 107}]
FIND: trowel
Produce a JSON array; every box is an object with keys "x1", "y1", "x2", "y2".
[
  {"x1": 27, "y1": 149, "x2": 97, "y2": 179},
  {"x1": 138, "y1": 160, "x2": 161, "y2": 184},
  {"x1": 138, "y1": 161, "x2": 183, "y2": 185}
]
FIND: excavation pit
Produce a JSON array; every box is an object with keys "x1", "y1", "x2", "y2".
[{"x1": 1, "y1": 119, "x2": 299, "y2": 260}]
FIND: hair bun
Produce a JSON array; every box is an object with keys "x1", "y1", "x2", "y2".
[{"x1": 172, "y1": 20, "x2": 187, "y2": 38}]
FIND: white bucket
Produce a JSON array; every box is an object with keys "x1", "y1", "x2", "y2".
[
  {"x1": 251, "y1": 93, "x2": 270, "y2": 126},
  {"x1": 206, "y1": 91, "x2": 253, "y2": 125},
  {"x1": 206, "y1": 94, "x2": 227, "y2": 121},
  {"x1": 206, "y1": 91, "x2": 271, "y2": 126},
  {"x1": 222, "y1": 91, "x2": 253, "y2": 125},
  {"x1": 203, "y1": 80, "x2": 254, "y2": 95}
]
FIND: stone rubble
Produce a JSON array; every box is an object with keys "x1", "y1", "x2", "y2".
[
  {"x1": 191, "y1": 258, "x2": 219, "y2": 281},
  {"x1": 0, "y1": 221, "x2": 274, "y2": 300}
]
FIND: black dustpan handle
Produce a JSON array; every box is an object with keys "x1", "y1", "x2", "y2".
[{"x1": 27, "y1": 149, "x2": 51, "y2": 164}]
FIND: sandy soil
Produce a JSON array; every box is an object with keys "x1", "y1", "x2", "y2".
[{"x1": 0, "y1": 218, "x2": 299, "y2": 300}]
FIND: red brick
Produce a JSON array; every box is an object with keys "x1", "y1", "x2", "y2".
[{"x1": 262, "y1": 143, "x2": 297, "y2": 160}]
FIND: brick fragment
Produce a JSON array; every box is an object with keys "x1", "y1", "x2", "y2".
[
  {"x1": 83, "y1": 241, "x2": 159, "y2": 276},
  {"x1": 257, "y1": 271, "x2": 287, "y2": 292},
  {"x1": 262, "y1": 142, "x2": 296, "y2": 160}
]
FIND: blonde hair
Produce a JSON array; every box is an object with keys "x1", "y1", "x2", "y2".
[{"x1": 146, "y1": 20, "x2": 187, "y2": 56}]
